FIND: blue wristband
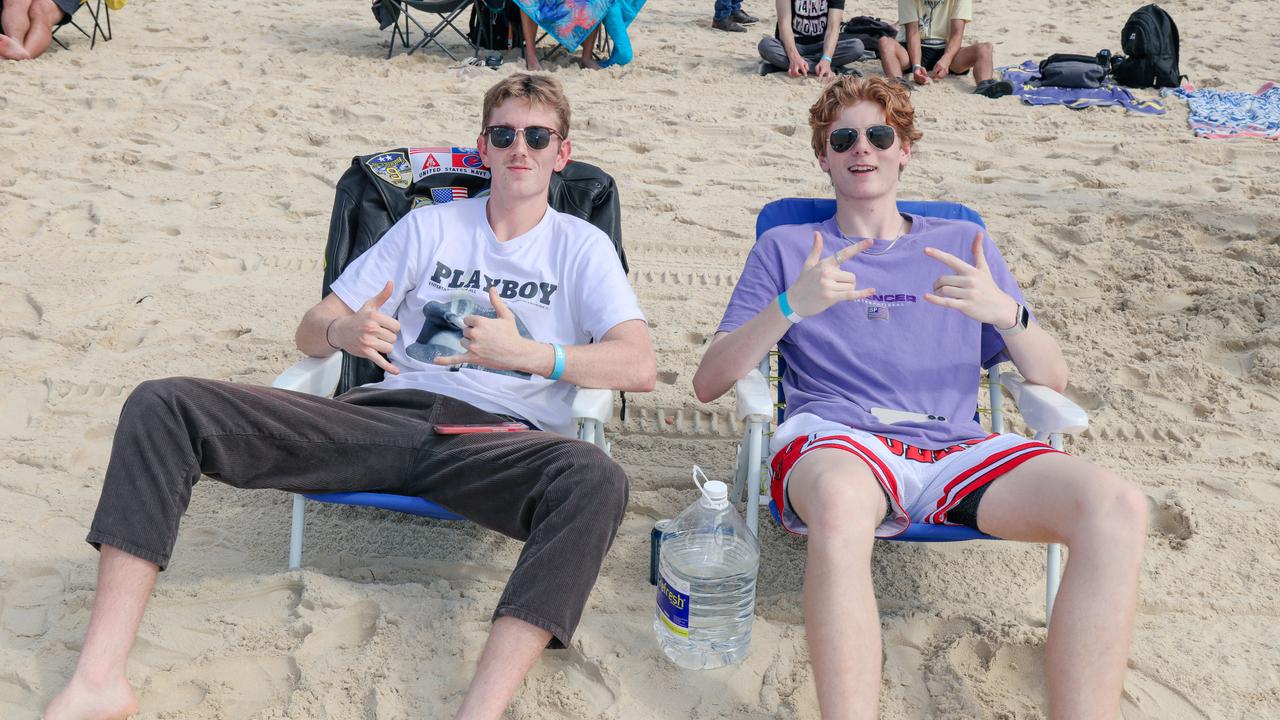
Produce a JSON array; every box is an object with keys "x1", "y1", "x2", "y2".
[
  {"x1": 777, "y1": 292, "x2": 803, "y2": 324},
  {"x1": 821, "y1": 54, "x2": 833, "y2": 63},
  {"x1": 547, "y1": 343, "x2": 566, "y2": 381}
]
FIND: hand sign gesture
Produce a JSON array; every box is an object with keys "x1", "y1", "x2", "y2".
[
  {"x1": 331, "y1": 281, "x2": 402, "y2": 375},
  {"x1": 923, "y1": 232, "x2": 1019, "y2": 327},
  {"x1": 433, "y1": 287, "x2": 533, "y2": 372},
  {"x1": 785, "y1": 231, "x2": 877, "y2": 319}
]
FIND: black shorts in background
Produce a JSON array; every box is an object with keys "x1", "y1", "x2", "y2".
[{"x1": 903, "y1": 41, "x2": 972, "y2": 75}]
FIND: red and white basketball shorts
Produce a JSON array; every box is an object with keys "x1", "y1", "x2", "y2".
[{"x1": 769, "y1": 413, "x2": 1064, "y2": 537}]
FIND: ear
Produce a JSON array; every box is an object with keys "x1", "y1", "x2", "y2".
[
  {"x1": 553, "y1": 137, "x2": 572, "y2": 172},
  {"x1": 817, "y1": 146, "x2": 831, "y2": 174},
  {"x1": 477, "y1": 132, "x2": 491, "y2": 167},
  {"x1": 898, "y1": 140, "x2": 912, "y2": 172}
]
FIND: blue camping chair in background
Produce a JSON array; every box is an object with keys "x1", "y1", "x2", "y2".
[
  {"x1": 272, "y1": 146, "x2": 623, "y2": 569},
  {"x1": 731, "y1": 198, "x2": 1090, "y2": 624}
]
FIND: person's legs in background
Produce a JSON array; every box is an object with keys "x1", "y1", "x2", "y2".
[
  {"x1": 519, "y1": 10, "x2": 541, "y2": 70},
  {"x1": 0, "y1": 0, "x2": 34, "y2": 60},
  {"x1": 712, "y1": 0, "x2": 747, "y2": 32}
]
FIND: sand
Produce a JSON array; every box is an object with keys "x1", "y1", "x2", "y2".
[{"x1": 2, "y1": 0, "x2": 1279, "y2": 717}]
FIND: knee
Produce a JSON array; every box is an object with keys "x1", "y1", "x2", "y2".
[
  {"x1": 793, "y1": 471, "x2": 883, "y2": 539},
  {"x1": 562, "y1": 445, "x2": 629, "y2": 523},
  {"x1": 877, "y1": 36, "x2": 896, "y2": 53},
  {"x1": 978, "y1": 42, "x2": 993, "y2": 58},
  {"x1": 123, "y1": 378, "x2": 187, "y2": 416},
  {"x1": 1071, "y1": 472, "x2": 1148, "y2": 550}
]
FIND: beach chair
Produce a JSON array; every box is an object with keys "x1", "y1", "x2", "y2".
[
  {"x1": 51, "y1": 0, "x2": 113, "y2": 51},
  {"x1": 377, "y1": 0, "x2": 478, "y2": 59},
  {"x1": 275, "y1": 146, "x2": 626, "y2": 568},
  {"x1": 731, "y1": 198, "x2": 1089, "y2": 625}
]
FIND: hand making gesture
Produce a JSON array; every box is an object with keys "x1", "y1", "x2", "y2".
[
  {"x1": 785, "y1": 231, "x2": 877, "y2": 318},
  {"x1": 923, "y1": 232, "x2": 1020, "y2": 327},
  {"x1": 434, "y1": 287, "x2": 536, "y2": 372},
  {"x1": 330, "y1": 281, "x2": 402, "y2": 375}
]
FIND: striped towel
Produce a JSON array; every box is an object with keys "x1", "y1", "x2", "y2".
[{"x1": 1166, "y1": 82, "x2": 1280, "y2": 140}]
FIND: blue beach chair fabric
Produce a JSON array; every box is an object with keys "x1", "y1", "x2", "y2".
[
  {"x1": 274, "y1": 146, "x2": 623, "y2": 568},
  {"x1": 732, "y1": 198, "x2": 1090, "y2": 622}
]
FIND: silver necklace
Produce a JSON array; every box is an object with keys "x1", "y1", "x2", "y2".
[{"x1": 840, "y1": 215, "x2": 910, "y2": 256}]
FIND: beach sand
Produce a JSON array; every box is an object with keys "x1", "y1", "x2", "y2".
[{"x1": 2, "y1": 0, "x2": 1278, "y2": 717}]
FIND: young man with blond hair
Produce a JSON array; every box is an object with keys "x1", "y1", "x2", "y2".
[
  {"x1": 44, "y1": 73, "x2": 655, "y2": 720},
  {"x1": 694, "y1": 76, "x2": 1146, "y2": 718},
  {"x1": 877, "y1": 0, "x2": 1013, "y2": 97}
]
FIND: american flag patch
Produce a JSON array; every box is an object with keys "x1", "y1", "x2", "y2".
[{"x1": 430, "y1": 186, "x2": 468, "y2": 203}]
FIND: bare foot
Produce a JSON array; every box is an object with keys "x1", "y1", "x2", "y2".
[
  {"x1": 0, "y1": 34, "x2": 32, "y2": 60},
  {"x1": 579, "y1": 53, "x2": 601, "y2": 70},
  {"x1": 43, "y1": 674, "x2": 139, "y2": 720}
]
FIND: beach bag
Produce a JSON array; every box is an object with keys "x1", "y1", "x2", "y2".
[
  {"x1": 1038, "y1": 54, "x2": 1107, "y2": 89},
  {"x1": 1111, "y1": 4, "x2": 1181, "y2": 88},
  {"x1": 468, "y1": 0, "x2": 523, "y2": 51}
]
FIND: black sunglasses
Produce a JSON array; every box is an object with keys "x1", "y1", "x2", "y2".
[
  {"x1": 484, "y1": 125, "x2": 562, "y2": 151},
  {"x1": 829, "y1": 125, "x2": 897, "y2": 153}
]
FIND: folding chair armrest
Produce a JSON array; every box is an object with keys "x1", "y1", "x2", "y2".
[
  {"x1": 997, "y1": 374, "x2": 1089, "y2": 435},
  {"x1": 734, "y1": 369, "x2": 773, "y2": 421},
  {"x1": 571, "y1": 387, "x2": 613, "y2": 425},
  {"x1": 271, "y1": 353, "x2": 343, "y2": 397}
]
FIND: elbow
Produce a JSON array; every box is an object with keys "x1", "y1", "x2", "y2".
[
  {"x1": 691, "y1": 369, "x2": 724, "y2": 404},
  {"x1": 632, "y1": 356, "x2": 657, "y2": 393}
]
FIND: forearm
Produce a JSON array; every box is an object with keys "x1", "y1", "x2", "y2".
[
  {"x1": 905, "y1": 24, "x2": 922, "y2": 65},
  {"x1": 943, "y1": 20, "x2": 965, "y2": 59},
  {"x1": 693, "y1": 300, "x2": 792, "y2": 403},
  {"x1": 517, "y1": 325, "x2": 655, "y2": 392},
  {"x1": 1004, "y1": 322, "x2": 1068, "y2": 393},
  {"x1": 295, "y1": 298, "x2": 353, "y2": 358}
]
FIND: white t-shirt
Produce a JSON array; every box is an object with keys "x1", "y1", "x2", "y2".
[
  {"x1": 330, "y1": 197, "x2": 644, "y2": 436},
  {"x1": 897, "y1": 0, "x2": 973, "y2": 45}
]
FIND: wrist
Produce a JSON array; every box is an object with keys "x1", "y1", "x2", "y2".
[
  {"x1": 325, "y1": 317, "x2": 342, "y2": 351},
  {"x1": 777, "y1": 291, "x2": 803, "y2": 324},
  {"x1": 545, "y1": 342, "x2": 567, "y2": 381},
  {"x1": 820, "y1": 54, "x2": 833, "y2": 63},
  {"x1": 912, "y1": 63, "x2": 925, "y2": 72}
]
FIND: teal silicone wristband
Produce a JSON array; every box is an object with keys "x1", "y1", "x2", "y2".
[
  {"x1": 548, "y1": 343, "x2": 566, "y2": 381},
  {"x1": 777, "y1": 292, "x2": 802, "y2": 324},
  {"x1": 821, "y1": 54, "x2": 833, "y2": 63}
]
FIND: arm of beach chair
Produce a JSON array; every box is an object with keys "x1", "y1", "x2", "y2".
[
  {"x1": 271, "y1": 353, "x2": 344, "y2": 397},
  {"x1": 734, "y1": 368, "x2": 774, "y2": 421},
  {"x1": 997, "y1": 372, "x2": 1089, "y2": 436}
]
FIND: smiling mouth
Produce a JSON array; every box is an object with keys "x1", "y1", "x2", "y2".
[{"x1": 849, "y1": 165, "x2": 876, "y2": 175}]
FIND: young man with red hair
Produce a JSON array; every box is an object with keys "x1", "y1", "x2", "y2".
[{"x1": 694, "y1": 76, "x2": 1146, "y2": 718}]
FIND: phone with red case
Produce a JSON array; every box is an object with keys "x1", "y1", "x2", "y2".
[{"x1": 434, "y1": 422, "x2": 530, "y2": 434}]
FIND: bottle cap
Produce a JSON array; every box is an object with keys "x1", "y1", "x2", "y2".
[{"x1": 703, "y1": 480, "x2": 728, "y2": 502}]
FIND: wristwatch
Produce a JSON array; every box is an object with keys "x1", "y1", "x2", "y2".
[{"x1": 996, "y1": 303, "x2": 1030, "y2": 337}]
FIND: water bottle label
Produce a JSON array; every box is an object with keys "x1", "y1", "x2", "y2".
[{"x1": 656, "y1": 571, "x2": 690, "y2": 637}]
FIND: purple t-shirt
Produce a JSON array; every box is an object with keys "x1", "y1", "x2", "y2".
[{"x1": 716, "y1": 213, "x2": 1028, "y2": 450}]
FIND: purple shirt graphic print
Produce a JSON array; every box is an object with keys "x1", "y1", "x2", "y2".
[{"x1": 716, "y1": 213, "x2": 1028, "y2": 449}]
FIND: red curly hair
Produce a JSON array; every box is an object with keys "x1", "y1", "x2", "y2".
[{"x1": 808, "y1": 76, "x2": 923, "y2": 158}]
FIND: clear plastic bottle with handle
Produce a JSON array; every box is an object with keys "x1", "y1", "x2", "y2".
[{"x1": 654, "y1": 466, "x2": 761, "y2": 669}]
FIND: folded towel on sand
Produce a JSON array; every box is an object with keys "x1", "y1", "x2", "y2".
[
  {"x1": 1000, "y1": 60, "x2": 1166, "y2": 116},
  {"x1": 1166, "y1": 82, "x2": 1280, "y2": 140}
]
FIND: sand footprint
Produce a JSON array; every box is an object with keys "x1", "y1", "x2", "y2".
[
  {"x1": 537, "y1": 649, "x2": 619, "y2": 715},
  {"x1": 298, "y1": 599, "x2": 381, "y2": 656},
  {"x1": 1120, "y1": 664, "x2": 1209, "y2": 719},
  {"x1": 1, "y1": 566, "x2": 66, "y2": 638}
]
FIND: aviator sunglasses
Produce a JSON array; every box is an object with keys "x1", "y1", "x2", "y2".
[
  {"x1": 484, "y1": 125, "x2": 562, "y2": 150},
  {"x1": 829, "y1": 125, "x2": 897, "y2": 153}
]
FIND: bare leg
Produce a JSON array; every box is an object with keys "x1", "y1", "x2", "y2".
[
  {"x1": 787, "y1": 450, "x2": 888, "y2": 720},
  {"x1": 948, "y1": 42, "x2": 995, "y2": 83},
  {"x1": 877, "y1": 36, "x2": 908, "y2": 79},
  {"x1": 19, "y1": 0, "x2": 62, "y2": 59},
  {"x1": 579, "y1": 26, "x2": 600, "y2": 69},
  {"x1": 0, "y1": 33, "x2": 32, "y2": 60},
  {"x1": 452, "y1": 616, "x2": 552, "y2": 720},
  {"x1": 975, "y1": 453, "x2": 1147, "y2": 720},
  {"x1": 2, "y1": 0, "x2": 32, "y2": 43},
  {"x1": 43, "y1": 545, "x2": 158, "y2": 720},
  {"x1": 519, "y1": 11, "x2": 541, "y2": 71}
]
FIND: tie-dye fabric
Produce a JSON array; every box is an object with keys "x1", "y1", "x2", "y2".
[
  {"x1": 513, "y1": 0, "x2": 612, "y2": 53},
  {"x1": 1166, "y1": 82, "x2": 1280, "y2": 140}
]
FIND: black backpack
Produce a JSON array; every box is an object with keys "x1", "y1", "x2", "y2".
[
  {"x1": 1111, "y1": 4, "x2": 1182, "y2": 88},
  {"x1": 468, "y1": 0, "x2": 524, "y2": 51}
]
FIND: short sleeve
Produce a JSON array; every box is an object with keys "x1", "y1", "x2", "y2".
[
  {"x1": 329, "y1": 214, "x2": 421, "y2": 317},
  {"x1": 951, "y1": 0, "x2": 973, "y2": 22},
  {"x1": 828, "y1": 0, "x2": 846, "y2": 11},
  {"x1": 898, "y1": 0, "x2": 920, "y2": 24},
  {"x1": 570, "y1": 228, "x2": 645, "y2": 341},
  {"x1": 979, "y1": 232, "x2": 1030, "y2": 367},
  {"x1": 716, "y1": 238, "x2": 785, "y2": 335}
]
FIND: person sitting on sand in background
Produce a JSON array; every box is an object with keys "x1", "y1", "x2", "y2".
[
  {"x1": 759, "y1": 0, "x2": 865, "y2": 78},
  {"x1": 693, "y1": 75, "x2": 1146, "y2": 719},
  {"x1": 0, "y1": 0, "x2": 80, "y2": 60},
  {"x1": 42, "y1": 72, "x2": 656, "y2": 720},
  {"x1": 877, "y1": 0, "x2": 1014, "y2": 98}
]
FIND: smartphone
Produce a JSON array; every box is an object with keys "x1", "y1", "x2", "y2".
[{"x1": 434, "y1": 422, "x2": 530, "y2": 434}]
